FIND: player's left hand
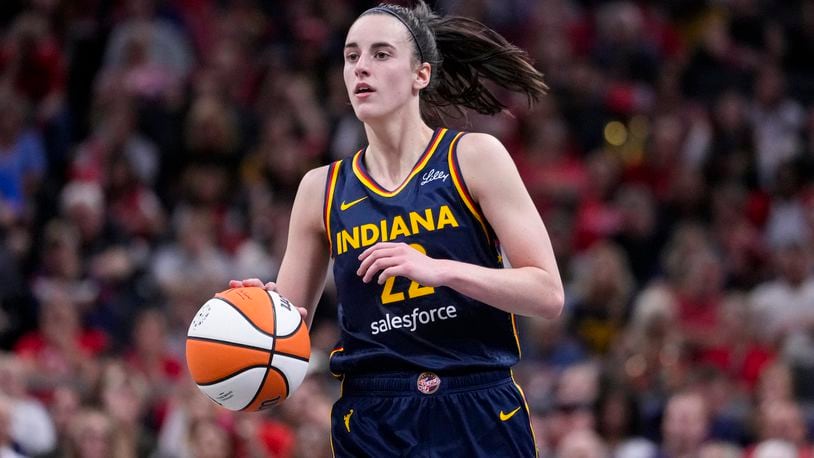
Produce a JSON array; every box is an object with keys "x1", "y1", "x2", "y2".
[{"x1": 357, "y1": 242, "x2": 444, "y2": 286}]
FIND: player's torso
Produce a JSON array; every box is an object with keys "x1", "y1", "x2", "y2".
[{"x1": 324, "y1": 128, "x2": 521, "y2": 375}]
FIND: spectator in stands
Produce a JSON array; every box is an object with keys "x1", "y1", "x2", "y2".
[
  {"x1": 748, "y1": 399, "x2": 813, "y2": 458},
  {"x1": 0, "y1": 89, "x2": 47, "y2": 221},
  {"x1": 98, "y1": 362, "x2": 155, "y2": 457},
  {"x1": 750, "y1": 65, "x2": 804, "y2": 189},
  {"x1": 124, "y1": 308, "x2": 182, "y2": 390},
  {"x1": 750, "y1": 240, "x2": 814, "y2": 348},
  {"x1": 594, "y1": 382, "x2": 655, "y2": 456},
  {"x1": 662, "y1": 224, "x2": 725, "y2": 356},
  {"x1": 0, "y1": 9, "x2": 70, "y2": 163},
  {"x1": 557, "y1": 428, "x2": 609, "y2": 458},
  {"x1": 567, "y1": 241, "x2": 635, "y2": 355},
  {"x1": 751, "y1": 440, "x2": 798, "y2": 458},
  {"x1": 0, "y1": 353, "x2": 56, "y2": 455},
  {"x1": 186, "y1": 417, "x2": 234, "y2": 458},
  {"x1": 39, "y1": 384, "x2": 81, "y2": 457},
  {"x1": 660, "y1": 391, "x2": 711, "y2": 458},
  {"x1": 150, "y1": 207, "x2": 231, "y2": 351},
  {"x1": 276, "y1": 376, "x2": 333, "y2": 457},
  {"x1": 14, "y1": 284, "x2": 107, "y2": 398},
  {"x1": 102, "y1": 0, "x2": 194, "y2": 91},
  {"x1": 155, "y1": 376, "x2": 229, "y2": 458},
  {"x1": 70, "y1": 99, "x2": 159, "y2": 189},
  {"x1": 63, "y1": 408, "x2": 127, "y2": 458},
  {"x1": 613, "y1": 184, "x2": 664, "y2": 286},
  {"x1": 703, "y1": 90, "x2": 758, "y2": 189},
  {"x1": 0, "y1": 395, "x2": 24, "y2": 458},
  {"x1": 698, "y1": 441, "x2": 743, "y2": 458},
  {"x1": 542, "y1": 363, "x2": 600, "y2": 453}
]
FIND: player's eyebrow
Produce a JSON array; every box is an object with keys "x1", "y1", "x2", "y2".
[{"x1": 344, "y1": 42, "x2": 397, "y2": 50}]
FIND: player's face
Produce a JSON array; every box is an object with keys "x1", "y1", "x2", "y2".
[{"x1": 343, "y1": 14, "x2": 421, "y2": 122}]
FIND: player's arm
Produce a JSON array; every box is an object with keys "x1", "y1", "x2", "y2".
[
  {"x1": 231, "y1": 166, "x2": 331, "y2": 328},
  {"x1": 445, "y1": 133, "x2": 564, "y2": 318},
  {"x1": 357, "y1": 134, "x2": 563, "y2": 318}
]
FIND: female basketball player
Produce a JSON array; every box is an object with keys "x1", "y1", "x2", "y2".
[{"x1": 232, "y1": 2, "x2": 563, "y2": 456}]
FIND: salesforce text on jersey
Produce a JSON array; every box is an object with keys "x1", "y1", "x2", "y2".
[{"x1": 370, "y1": 305, "x2": 458, "y2": 335}]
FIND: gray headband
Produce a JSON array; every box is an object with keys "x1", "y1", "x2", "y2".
[{"x1": 364, "y1": 7, "x2": 425, "y2": 63}]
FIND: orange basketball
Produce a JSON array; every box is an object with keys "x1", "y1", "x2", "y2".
[{"x1": 185, "y1": 287, "x2": 310, "y2": 411}]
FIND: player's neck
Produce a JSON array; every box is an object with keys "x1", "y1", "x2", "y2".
[{"x1": 363, "y1": 115, "x2": 434, "y2": 189}]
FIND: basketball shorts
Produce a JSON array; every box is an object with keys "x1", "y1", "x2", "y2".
[{"x1": 329, "y1": 370, "x2": 538, "y2": 457}]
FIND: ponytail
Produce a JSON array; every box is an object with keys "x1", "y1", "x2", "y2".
[{"x1": 362, "y1": 1, "x2": 548, "y2": 124}]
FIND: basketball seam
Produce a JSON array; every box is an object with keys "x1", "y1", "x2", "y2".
[
  {"x1": 186, "y1": 336, "x2": 269, "y2": 353},
  {"x1": 274, "y1": 352, "x2": 310, "y2": 363},
  {"x1": 268, "y1": 366, "x2": 290, "y2": 399},
  {"x1": 267, "y1": 292, "x2": 305, "y2": 399},
  {"x1": 215, "y1": 296, "x2": 275, "y2": 338},
  {"x1": 266, "y1": 291, "x2": 306, "y2": 396},
  {"x1": 265, "y1": 293, "x2": 291, "y2": 400},
  {"x1": 195, "y1": 365, "x2": 268, "y2": 387},
  {"x1": 242, "y1": 290, "x2": 279, "y2": 410},
  {"x1": 266, "y1": 289, "x2": 277, "y2": 359},
  {"x1": 243, "y1": 366, "x2": 270, "y2": 410},
  {"x1": 275, "y1": 315, "x2": 304, "y2": 338}
]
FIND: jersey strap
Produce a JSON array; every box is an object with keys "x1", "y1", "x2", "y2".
[
  {"x1": 447, "y1": 132, "x2": 492, "y2": 242},
  {"x1": 323, "y1": 160, "x2": 343, "y2": 255}
]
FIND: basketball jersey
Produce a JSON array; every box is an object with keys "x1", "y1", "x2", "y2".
[{"x1": 323, "y1": 128, "x2": 522, "y2": 375}]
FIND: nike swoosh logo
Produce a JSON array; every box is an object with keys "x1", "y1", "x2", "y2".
[
  {"x1": 340, "y1": 196, "x2": 368, "y2": 211},
  {"x1": 499, "y1": 406, "x2": 522, "y2": 422}
]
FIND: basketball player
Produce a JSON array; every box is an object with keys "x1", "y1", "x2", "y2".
[{"x1": 231, "y1": 2, "x2": 563, "y2": 456}]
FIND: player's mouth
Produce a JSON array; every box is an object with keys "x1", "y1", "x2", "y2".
[{"x1": 354, "y1": 83, "x2": 376, "y2": 99}]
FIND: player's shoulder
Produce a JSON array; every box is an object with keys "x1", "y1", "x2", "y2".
[
  {"x1": 294, "y1": 165, "x2": 333, "y2": 211},
  {"x1": 451, "y1": 131, "x2": 518, "y2": 201},
  {"x1": 299, "y1": 164, "x2": 333, "y2": 192},
  {"x1": 453, "y1": 131, "x2": 514, "y2": 176},
  {"x1": 455, "y1": 131, "x2": 511, "y2": 163},
  {"x1": 294, "y1": 165, "x2": 334, "y2": 230}
]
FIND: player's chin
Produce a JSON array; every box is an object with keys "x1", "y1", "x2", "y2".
[{"x1": 352, "y1": 105, "x2": 389, "y2": 124}]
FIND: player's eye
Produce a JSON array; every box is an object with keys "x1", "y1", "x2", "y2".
[
  {"x1": 374, "y1": 51, "x2": 389, "y2": 59},
  {"x1": 345, "y1": 52, "x2": 358, "y2": 62}
]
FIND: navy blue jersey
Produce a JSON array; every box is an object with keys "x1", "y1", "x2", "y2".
[{"x1": 323, "y1": 128, "x2": 522, "y2": 375}]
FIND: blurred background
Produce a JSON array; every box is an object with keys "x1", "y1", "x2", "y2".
[{"x1": 0, "y1": 0, "x2": 812, "y2": 457}]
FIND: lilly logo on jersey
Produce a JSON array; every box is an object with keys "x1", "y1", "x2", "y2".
[
  {"x1": 335, "y1": 205, "x2": 460, "y2": 255},
  {"x1": 420, "y1": 168, "x2": 449, "y2": 186}
]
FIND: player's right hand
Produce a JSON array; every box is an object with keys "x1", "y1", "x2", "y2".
[
  {"x1": 229, "y1": 278, "x2": 275, "y2": 290},
  {"x1": 228, "y1": 278, "x2": 308, "y2": 320}
]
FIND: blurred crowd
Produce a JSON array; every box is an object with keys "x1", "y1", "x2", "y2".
[{"x1": 0, "y1": 0, "x2": 812, "y2": 457}]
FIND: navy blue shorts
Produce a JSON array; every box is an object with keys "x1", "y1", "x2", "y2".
[{"x1": 330, "y1": 370, "x2": 538, "y2": 457}]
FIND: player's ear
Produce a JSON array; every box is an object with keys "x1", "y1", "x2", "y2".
[{"x1": 413, "y1": 62, "x2": 431, "y2": 91}]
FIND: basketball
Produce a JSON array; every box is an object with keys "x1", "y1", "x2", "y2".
[{"x1": 185, "y1": 287, "x2": 310, "y2": 411}]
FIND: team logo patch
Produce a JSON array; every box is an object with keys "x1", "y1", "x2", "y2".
[{"x1": 417, "y1": 372, "x2": 441, "y2": 394}]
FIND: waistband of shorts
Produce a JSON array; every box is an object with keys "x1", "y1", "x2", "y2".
[{"x1": 341, "y1": 369, "x2": 513, "y2": 396}]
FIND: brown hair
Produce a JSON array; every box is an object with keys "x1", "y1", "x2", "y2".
[{"x1": 361, "y1": 1, "x2": 548, "y2": 124}]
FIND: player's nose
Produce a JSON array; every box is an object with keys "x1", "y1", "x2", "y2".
[{"x1": 354, "y1": 54, "x2": 371, "y2": 77}]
